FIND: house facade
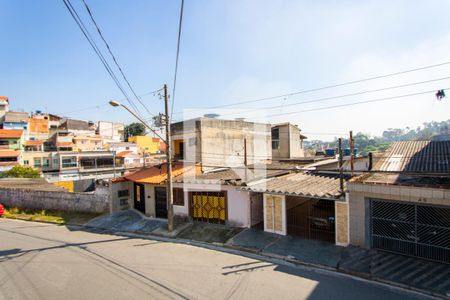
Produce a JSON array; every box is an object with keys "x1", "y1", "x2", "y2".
[
  {"x1": 170, "y1": 117, "x2": 272, "y2": 169},
  {"x1": 127, "y1": 136, "x2": 161, "y2": 154},
  {"x1": 0, "y1": 129, "x2": 23, "y2": 150},
  {"x1": 1, "y1": 111, "x2": 28, "y2": 130},
  {"x1": 0, "y1": 96, "x2": 9, "y2": 117},
  {"x1": 97, "y1": 121, "x2": 124, "y2": 143},
  {"x1": 271, "y1": 123, "x2": 307, "y2": 160},
  {"x1": 347, "y1": 141, "x2": 450, "y2": 263}
]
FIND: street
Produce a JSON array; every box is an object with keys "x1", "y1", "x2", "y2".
[{"x1": 0, "y1": 219, "x2": 432, "y2": 300}]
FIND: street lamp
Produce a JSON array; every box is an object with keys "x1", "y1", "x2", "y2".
[{"x1": 109, "y1": 88, "x2": 174, "y2": 233}]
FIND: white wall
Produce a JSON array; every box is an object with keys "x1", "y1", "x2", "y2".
[{"x1": 172, "y1": 182, "x2": 251, "y2": 228}]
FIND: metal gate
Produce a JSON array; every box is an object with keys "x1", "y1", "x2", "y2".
[
  {"x1": 286, "y1": 197, "x2": 335, "y2": 243},
  {"x1": 371, "y1": 199, "x2": 450, "y2": 263},
  {"x1": 189, "y1": 191, "x2": 227, "y2": 224}
]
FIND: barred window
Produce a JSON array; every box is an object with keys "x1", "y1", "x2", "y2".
[{"x1": 173, "y1": 188, "x2": 184, "y2": 206}]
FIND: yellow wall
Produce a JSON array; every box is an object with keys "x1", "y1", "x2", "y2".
[
  {"x1": 53, "y1": 181, "x2": 74, "y2": 192},
  {"x1": 128, "y1": 136, "x2": 159, "y2": 154}
]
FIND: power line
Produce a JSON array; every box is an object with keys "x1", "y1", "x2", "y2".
[
  {"x1": 259, "y1": 87, "x2": 449, "y2": 119},
  {"x1": 170, "y1": 0, "x2": 185, "y2": 119},
  {"x1": 173, "y1": 60, "x2": 450, "y2": 113},
  {"x1": 61, "y1": 0, "x2": 141, "y2": 115},
  {"x1": 81, "y1": 0, "x2": 154, "y2": 117},
  {"x1": 216, "y1": 76, "x2": 450, "y2": 118}
]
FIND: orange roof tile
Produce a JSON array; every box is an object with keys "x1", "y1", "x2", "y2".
[
  {"x1": 0, "y1": 129, "x2": 23, "y2": 138},
  {"x1": 0, "y1": 150, "x2": 20, "y2": 157},
  {"x1": 119, "y1": 162, "x2": 200, "y2": 184},
  {"x1": 0, "y1": 96, "x2": 8, "y2": 102},
  {"x1": 116, "y1": 151, "x2": 133, "y2": 157},
  {"x1": 24, "y1": 140, "x2": 44, "y2": 146}
]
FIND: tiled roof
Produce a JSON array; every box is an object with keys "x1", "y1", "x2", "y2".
[
  {"x1": 373, "y1": 140, "x2": 450, "y2": 173},
  {"x1": 24, "y1": 140, "x2": 44, "y2": 146},
  {"x1": 115, "y1": 162, "x2": 200, "y2": 184},
  {"x1": 0, "y1": 96, "x2": 8, "y2": 102},
  {"x1": 243, "y1": 172, "x2": 348, "y2": 199},
  {"x1": 0, "y1": 150, "x2": 20, "y2": 157},
  {"x1": 0, "y1": 129, "x2": 23, "y2": 138},
  {"x1": 116, "y1": 151, "x2": 133, "y2": 157}
]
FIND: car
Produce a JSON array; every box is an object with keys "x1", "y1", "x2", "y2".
[{"x1": 0, "y1": 203, "x2": 4, "y2": 217}]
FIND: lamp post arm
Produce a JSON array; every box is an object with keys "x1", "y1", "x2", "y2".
[{"x1": 120, "y1": 104, "x2": 166, "y2": 142}]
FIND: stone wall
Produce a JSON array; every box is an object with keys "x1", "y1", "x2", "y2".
[{"x1": 0, "y1": 187, "x2": 108, "y2": 213}]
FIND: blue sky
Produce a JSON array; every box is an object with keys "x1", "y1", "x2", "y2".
[{"x1": 1, "y1": 0, "x2": 450, "y2": 140}]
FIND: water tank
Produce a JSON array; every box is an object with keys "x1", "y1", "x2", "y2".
[
  {"x1": 344, "y1": 148, "x2": 351, "y2": 156},
  {"x1": 325, "y1": 148, "x2": 336, "y2": 156}
]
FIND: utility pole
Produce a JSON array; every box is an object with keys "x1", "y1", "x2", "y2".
[
  {"x1": 349, "y1": 130, "x2": 354, "y2": 176},
  {"x1": 244, "y1": 138, "x2": 247, "y2": 182},
  {"x1": 164, "y1": 84, "x2": 174, "y2": 232},
  {"x1": 338, "y1": 138, "x2": 344, "y2": 193}
]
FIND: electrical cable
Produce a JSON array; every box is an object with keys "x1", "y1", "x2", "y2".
[
  {"x1": 172, "y1": 60, "x2": 450, "y2": 113},
  {"x1": 61, "y1": 0, "x2": 141, "y2": 115},
  {"x1": 81, "y1": 0, "x2": 154, "y2": 117},
  {"x1": 170, "y1": 0, "x2": 185, "y2": 119}
]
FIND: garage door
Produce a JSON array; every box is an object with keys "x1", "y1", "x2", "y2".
[
  {"x1": 371, "y1": 199, "x2": 450, "y2": 263},
  {"x1": 190, "y1": 191, "x2": 227, "y2": 224},
  {"x1": 286, "y1": 196, "x2": 335, "y2": 243}
]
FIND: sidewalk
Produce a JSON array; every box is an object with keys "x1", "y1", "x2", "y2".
[{"x1": 85, "y1": 210, "x2": 449, "y2": 299}]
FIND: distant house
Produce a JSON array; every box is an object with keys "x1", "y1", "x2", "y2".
[
  {"x1": 1, "y1": 111, "x2": 28, "y2": 130},
  {"x1": 28, "y1": 113, "x2": 50, "y2": 140},
  {"x1": 58, "y1": 119, "x2": 96, "y2": 136},
  {"x1": 106, "y1": 142, "x2": 139, "y2": 154},
  {"x1": 73, "y1": 135, "x2": 103, "y2": 152},
  {"x1": 97, "y1": 121, "x2": 124, "y2": 143},
  {"x1": 0, "y1": 150, "x2": 21, "y2": 171},
  {"x1": 127, "y1": 136, "x2": 161, "y2": 154},
  {"x1": 271, "y1": 123, "x2": 307, "y2": 160},
  {"x1": 0, "y1": 129, "x2": 24, "y2": 151},
  {"x1": 347, "y1": 140, "x2": 450, "y2": 263}
]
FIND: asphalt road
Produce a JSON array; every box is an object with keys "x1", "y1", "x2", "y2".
[{"x1": 0, "y1": 219, "x2": 433, "y2": 300}]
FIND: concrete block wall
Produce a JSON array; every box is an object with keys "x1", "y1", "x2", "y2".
[{"x1": 0, "y1": 187, "x2": 108, "y2": 214}]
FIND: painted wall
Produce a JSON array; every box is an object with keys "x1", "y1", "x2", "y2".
[{"x1": 128, "y1": 136, "x2": 159, "y2": 154}]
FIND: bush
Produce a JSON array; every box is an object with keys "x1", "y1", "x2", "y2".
[{"x1": 0, "y1": 165, "x2": 41, "y2": 178}]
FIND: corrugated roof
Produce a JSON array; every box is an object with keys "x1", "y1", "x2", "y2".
[
  {"x1": 351, "y1": 172, "x2": 450, "y2": 189},
  {"x1": 373, "y1": 140, "x2": 450, "y2": 173},
  {"x1": 243, "y1": 172, "x2": 347, "y2": 199},
  {"x1": 117, "y1": 162, "x2": 200, "y2": 184},
  {"x1": 0, "y1": 129, "x2": 23, "y2": 138},
  {"x1": 174, "y1": 167, "x2": 290, "y2": 186}
]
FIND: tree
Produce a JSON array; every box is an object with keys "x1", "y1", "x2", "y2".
[
  {"x1": 0, "y1": 165, "x2": 41, "y2": 178},
  {"x1": 125, "y1": 122, "x2": 146, "y2": 141}
]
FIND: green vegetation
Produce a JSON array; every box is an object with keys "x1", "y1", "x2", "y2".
[
  {"x1": 0, "y1": 165, "x2": 41, "y2": 178},
  {"x1": 125, "y1": 122, "x2": 146, "y2": 141},
  {"x1": 305, "y1": 119, "x2": 450, "y2": 155},
  {"x1": 1, "y1": 207, "x2": 102, "y2": 225}
]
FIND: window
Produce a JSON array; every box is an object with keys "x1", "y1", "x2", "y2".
[
  {"x1": 173, "y1": 188, "x2": 184, "y2": 206},
  {"x1": 118, "y1": 190, "x2": 129, "y2": 198},
  {"x1": 53, "y1": 159, "x2": 58, "y2": 165},
  {"x1": 23, "y1": 160, "x2": 29, "y2": 165},
  {"x1": 43, "y1": 159, "x2": 50, "y2": 167},
  {"x1": 119, "y1": 199, "x2": 129, "y2": 206},
  {"x1": 34, "y1": 158, "x2": 41, "y2": 167},
  {"x1": 271, "y1": 128, "x2": 280, "y2": 149}
]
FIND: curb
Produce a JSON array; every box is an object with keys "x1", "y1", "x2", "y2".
[{"x1": 82, "y1": 224, "x2": 443, "y2": 299}]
